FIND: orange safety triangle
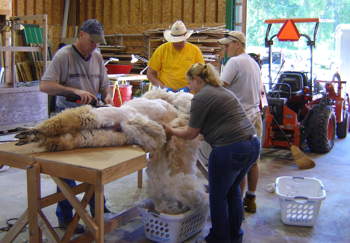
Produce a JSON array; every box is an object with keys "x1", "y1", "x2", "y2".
[{"x1": 277, "y1": 19, "x2": 301, "y2": 41}]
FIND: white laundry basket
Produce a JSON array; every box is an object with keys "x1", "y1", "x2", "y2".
[
  {"x1": 138, "y1": 201, "x2": 208, "y2": 243},
  {"x1": 275, "y1": 176, "x2": 326, "y2": 226}
]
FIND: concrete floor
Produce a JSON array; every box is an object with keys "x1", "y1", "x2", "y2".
[{"x1": 1, "y1": 133, "x2": 350, "y2": 242}]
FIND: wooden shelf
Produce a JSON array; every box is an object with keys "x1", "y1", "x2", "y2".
[{"x1": 0, "y1": 46, "x2": 41, "y2": 52}]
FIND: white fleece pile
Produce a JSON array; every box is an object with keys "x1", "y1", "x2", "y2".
[{"x1": 17, "y1": 89, "x2": 208, "y2": 214}]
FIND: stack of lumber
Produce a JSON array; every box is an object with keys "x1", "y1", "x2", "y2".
[
  {"x1": 13, "y1": 29, "x2": 48, "y2": 82},
  {"x1": 16, "y1": 61, "x2": 45, "y2": 82}
]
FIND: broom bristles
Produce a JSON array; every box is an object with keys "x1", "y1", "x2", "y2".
[{"x1": 290, "y1": 145, "x2": 316, "y2": 170}]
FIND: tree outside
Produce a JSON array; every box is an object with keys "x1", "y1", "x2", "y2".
[{"x1": 246, "y1": 0, "x2": 350, "y2": 85}]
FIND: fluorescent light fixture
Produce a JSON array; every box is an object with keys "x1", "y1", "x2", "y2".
[{"x1": 104, "y1": 57, "x2": 119, "y2": 66}]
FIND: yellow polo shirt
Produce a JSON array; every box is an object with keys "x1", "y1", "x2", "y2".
[{"x1": 148, "y1": 42, "x2": 204, "y2": 90}]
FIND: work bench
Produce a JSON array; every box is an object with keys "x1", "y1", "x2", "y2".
[{"x1": 0, "y1": 142, "x2": 146, "y2": 243}]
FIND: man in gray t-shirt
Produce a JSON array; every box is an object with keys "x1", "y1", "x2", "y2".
[
  {"x1": 218, "y1": 31, "x2": 262, "y2": 214},
  {"x1": 40, "y1": 19, "x2": 112, "y2": 233},
  {"x1": 41, "y1": 20, "x2": 113, "y2": 111}
]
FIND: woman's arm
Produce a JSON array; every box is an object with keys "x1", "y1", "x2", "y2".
[{"x1": 164, "y1": 124, "x2": 200, "y2": 140}]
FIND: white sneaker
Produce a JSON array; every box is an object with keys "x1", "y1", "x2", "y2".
[{"x1": 0, "y1": 165, "x2": 10, "y2": 172}]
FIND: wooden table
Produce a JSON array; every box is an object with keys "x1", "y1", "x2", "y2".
[
  {"x1": 0, "y1": 142, "x2": 147, "y2": 243},
  {"x1": 107, "y1": 74, "x2": 148, "y2": 82}
]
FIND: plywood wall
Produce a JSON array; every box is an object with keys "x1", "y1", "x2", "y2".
[
  {"x1": 12, "y1": 0, "x2": 226, "y2": 50},
  {"x1": 0, "y1": 0, "x2": 11, "y2": 15}
]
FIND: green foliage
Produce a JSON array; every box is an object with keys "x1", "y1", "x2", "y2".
[{"x1": 247, "y1": 0, "x2": 350, "y2": 51}]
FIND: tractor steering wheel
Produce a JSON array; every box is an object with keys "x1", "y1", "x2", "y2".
[{"x1": 270, "y1": 83, "x2": 292, "y2": 99}]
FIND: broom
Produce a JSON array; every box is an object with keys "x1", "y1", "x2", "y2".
[
  {"x1": 272, "y1": 118, "x2": 315, "y2": 170},
  {"x1": 290, "y1": 144, "x2": 315, "y2": 169}
]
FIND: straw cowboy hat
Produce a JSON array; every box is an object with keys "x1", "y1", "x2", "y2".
[
  {"x1": 218, "y1": 31, "x2": 246, "y2": 45},
  {"x1": 164, "y1": 20, "x2": 194, "y2": 42}
]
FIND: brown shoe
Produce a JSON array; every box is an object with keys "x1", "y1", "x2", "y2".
[
  {"x1": 58, "y1": 220, "x2": 85, "y2": 234},
  {"x1": 243, "y1": 194, "x2": 256, "y2": 213}
]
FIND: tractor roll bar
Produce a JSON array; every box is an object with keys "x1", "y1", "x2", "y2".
[{"x1": 264, "y1": 18, "x2": 319, "y2": 90}]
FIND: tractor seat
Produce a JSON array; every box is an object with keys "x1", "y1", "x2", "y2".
[
  {"x1": 267, "y1": 97, "x2": 287, "y2": 106},
  {"x1": 278, "y1": 72, "x2": 304, "y2": 93}
]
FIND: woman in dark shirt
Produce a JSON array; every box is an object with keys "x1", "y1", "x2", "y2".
[{"x1": 164, "y1": 63, "x2": 260, "y2": 243}]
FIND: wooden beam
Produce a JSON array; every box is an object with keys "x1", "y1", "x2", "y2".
[
  {"x1": 0, "y1": 46, "x2": 41, "y2": 52},
  {"x1": 61, "y1": 185, "x2": 94, "y2": 242},
  {"x1": 35, "y1": 157, "x2": 98, "y2": 184},
  {"x1": 1, "y1": 210, "x2": 28, "y2": 242},
  {"x1": 94, "y1": 181, "x2": 104, "y2": 243},
  {"x1": 162, "y1": 0, "x2": 172, "y2": 24},
  {"x1": 194, "y1": 0, "x2": 205, "y2": 24},
  {"x1": 172, "y1": 0, "x2": 182, "y2": 21},
  {"x1": 71, "y1": 205, "x2": 141, "y2": 242},
  {"x1": 40, "y1": 182, "x2": 90, "y2": 208},
  {"x1": 0, "y1": 151, "x2": 36, "y2": 169},
  {"x1": 27, "y1": 162, "x2": 42, "y2": 243},
  {"x1": 52, "y1": 176, "x2": 98, "y2": 236},
  {"x1": 130, "y1": 0, "x2": 140, "y2": 25},
  {"x1": 183, "y1": 0, "x2": 193, "y2": 24},
  {"x1": 121, "y1": 0, "x2": 129, "y2": 25},
  {"x1": 38, "y1": 211, "x2": 60, "y2": 243},
  {"x1": 101, "y1": 155, "x2": 147, "y2": 184},
  {"x1": 103, "y1": 0, "x2": 112, "y2": 32},
  {"x1": 218, "y1": 0, "x2": 225, "y2": 23},
  {"x1": 152, "y1": 0, "x2": 162, "y2": 25}
]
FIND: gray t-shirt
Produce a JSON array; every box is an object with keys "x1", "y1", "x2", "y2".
[
  {"x1": 220, "y1": 53, "x2": 261, "y2": 119},
  {"x1": 189, "y1": 85, "x2": 255, "y2": 146},
  {"x1": 41, "y1": 45, "x2": 109, "y2": 109}
]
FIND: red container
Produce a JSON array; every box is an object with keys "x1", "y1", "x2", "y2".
[
  {"x1": 113, "y1": 84, "x2": 132, "y2": 107},
  {"x1": 106, "y1": 64, "x2": 133, "y2": 74}
]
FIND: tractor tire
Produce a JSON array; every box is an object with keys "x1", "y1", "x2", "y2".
[
  {"x1": 336, "y1": 111, "x2": 349, "y2": 139},
  {"x1": 306, "y1": 104, "x2": 336, "y2": 153}
]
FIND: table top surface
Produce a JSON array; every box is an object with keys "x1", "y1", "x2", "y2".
[
  {"x1": 108, "y1": 74, "x2": 147, "y2": 81},
  {"x1": 0, "y1": 142, "x2": 146, "y2": 170}
]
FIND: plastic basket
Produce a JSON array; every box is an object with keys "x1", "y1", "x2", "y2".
[
  {"x1": 138, "y1": 202, "x2": 207, "y2": 243},
  {"x1": 275, "y1": 176, "x2": 326, "y2": 226}
]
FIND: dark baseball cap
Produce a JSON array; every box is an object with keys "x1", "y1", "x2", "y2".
[{"x1": 80, "y1": 19, "x2": 106, "y2": 44}]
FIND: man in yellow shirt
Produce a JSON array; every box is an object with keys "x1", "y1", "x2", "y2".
[{"x1": 147, "y1": 20, "x2": 205, "y2": 91}]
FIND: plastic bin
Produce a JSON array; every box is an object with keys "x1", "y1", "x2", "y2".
[
  {"x1": 106, "y1": 64, "x2": 132, "y2": 74},
  {"x1": 138, "y1": 202, "x2": 208, "y2": 243},
  {"x1": 275, "y1": 176, "x2": 326, "y2": 226}
]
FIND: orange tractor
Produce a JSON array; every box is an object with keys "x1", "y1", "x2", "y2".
[{"x1": 262, "y1": 18, "x2": 350, "y2": 153}]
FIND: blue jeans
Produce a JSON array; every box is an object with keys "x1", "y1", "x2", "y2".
[
  {"x1": 166, "y1": 87, "x2": 190, "y2": 93},
  {"x1": 205, "y1": 136, "x2": 260, "y2": 243},
  {"x1": 56, "y1": 179, "x2": 107, "y2": 223}
]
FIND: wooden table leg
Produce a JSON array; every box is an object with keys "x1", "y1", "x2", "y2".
[
  {"x1": 95, "y1": 183, "x2": 104, "y2": 243},
  {"x1": 27, "y1": 162, "x2": 42, "y2": 243},
  {"x1": 137, "y1": 169, "x2": 143, "y2": 188}
]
